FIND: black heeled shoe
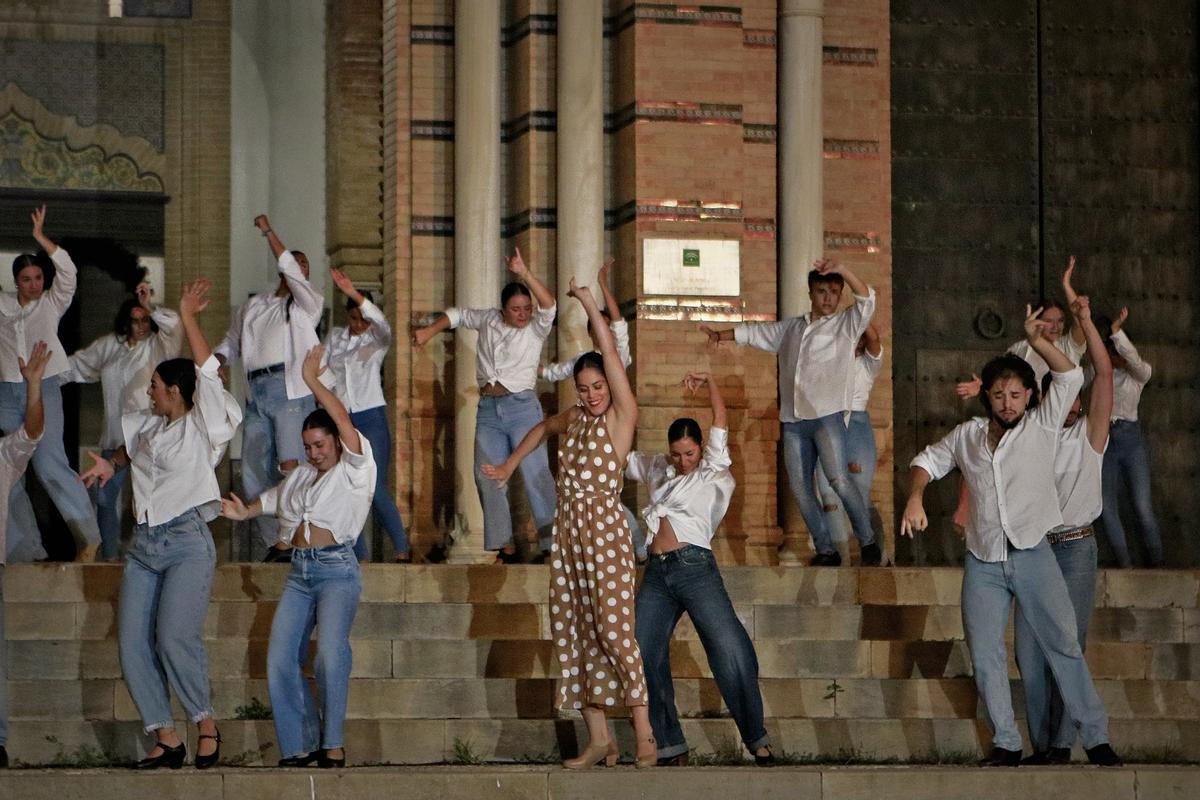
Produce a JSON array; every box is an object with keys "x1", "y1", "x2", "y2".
[
  {"x1": 278, "y1": 751, "x2": 322, "y2": 767},
  {"x1": 318, "y1": 749, "x2": 346, "y2": 769},
  {"x1": 754, "y1": 746, "x2": 776, "y2": 767},
  {"x1": 194, "y1": 730, "x2": 221, "y2": 770},
  {"x1": 134, "y1": 740, "x2": 186, "y2": 770}
]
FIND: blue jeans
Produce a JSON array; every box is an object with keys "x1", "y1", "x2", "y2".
[
  {"x1": 1100, "y1": 420, "x2": 1163, "y2": 567},
  {"x1": 0, "y1": 565, "x2": 7, "y2": 746},
  {"x1": 118, "y1": 507, "x2": 217, "y2": 732},
  {"x1": 815, "y1": 410, "x2": 884, "y2": 556},
  {"x1": 349, "y1": 406, "x2": 409, "y2": 560},
  {"x1": 781, "y1": 413, "x2": 875, "y2": 555},
  {"x1": 634, "y1": 545, "x2": 769, "y2": 759},
  {"x1": 962, "y1": 540, "x2": 1109, "y2": 752},
  {"x1": 92, "y1": 447, "x2": 130, "y2": 561},
  {"x1": 4, "y1": 474, "x2": 43, "y2": 562},
  {"x1": 0, "y1": 377, "x2": 100, "y2": 554},
  {"x1": 241, "y1": 371, "x2": 314, "y2": 559},
  {"x1": 1014, "y1": 532, "x2": 1098, "y2": 752},
  {"x1": 268, "y1": 545, "x2": 362, "y2": 758},
  {"x1": 473, "y1": 391, "x2": 556, "y2": 551},
  {"x1": 623, "y1": 503, "x2": 647, "y2": 560}
]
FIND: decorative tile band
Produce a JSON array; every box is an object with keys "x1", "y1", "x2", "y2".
[
  {"x1": 607, "y1": 199, "x2": 743, "y2": 228},
  {"x1": 823, "y1": 45, "x2": 878, "y2": 66},
  {"x1": 502, "y1": 208, "x2": 557, "y2": 238},
  {"x1": 744, "y1": 123, "x2": 778, "y2": 144},
  {"x1": 413, "y1": 120, "x2": 454, "y2": 141},
  {"x1": 744, "y1": 29, "x2": 777, "y2": 48},
  {"x1": 744, "y1": 218, "x2": 777, "y2": 239},
  {"x1": 608, "y1": 3, "x2": 743, "y2": 36},
  {"x1": 607, "y1": 101, "x2": 743, "y2": 132},
  {"x1": 412, "y1": 216, "x2": 454, "y2": 237},
  {"x1": 825, "y1": 231, "x2": 882, "y2": 252},
  {"x1": 503, "y1": 14, "x2": 557, "y2": 47},
  {"x1": 824, "y1": 138, "x2": 881, "y2": 158},
  {"x1": 411, "y1": 25, "x2": 453, "y2": 45},
  {"x1": 502, "y1": 111, "x2": 557, "y2": 142}
]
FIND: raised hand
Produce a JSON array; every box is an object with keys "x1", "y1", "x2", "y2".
[
  {"x1": 219, "y1": 492, "x2": 250, "y2": 521},
  {"x1": 79, "y1": 450, "x2": 115, "y2": 489},
  {"x1": 253, "y1": 214, "x2": 271, "y2": 232},
  {"x1": 813, "y1": 258, "x2": 842, "y2": 275},
  {"x1": 1023, "y1": 304, "x2": 1049, "y2": 343},
  {"x1": 1070, "y1": 294, "x2": 1092, "y2": 322},
  {"x1": 330, "y1": 267, "x2": 357, "y2": 297},
  {"x1": 1112, "y1": 307, "x2": 1128, "y2": 334},
  {"x1": 1062, "y1": 255, "x2": 1079, "y2": 303},
  {"x1": 955, "y1": 373, "x2": 982, "y2": 399},
  {"x1": 900, "y1": 497, "x2": 928, "y2": 538},
  {"x1": 179, "y1": 278, "x2": 212, "y2": 317},
  {"x1": 682, "y1": 371, "x2": 711, "y2": 394},
  {"x1": 31, "y1": 204, "x2": 47, "y2": 241},
  {"x1": 17, "y1": 341, "x2": 52, "y2": 384},
  {"x1": 302, "y1": 344, "x2": 326, "y2": 384},
  {"x1": 598, "y1": 257, "x2": 615, "y2": 287},
  {"x1": 566, "y1": 276, "x2": 592, "y2": 302},
  {"x1": 505, "y1": 247, "x2": 530, "y2": 280},
  {"x1": 480, "y1": 461, "x2": 514, "y2": 489},
  {"x1": 135, "y1": 281, "x2": 154, "y2": 310}
]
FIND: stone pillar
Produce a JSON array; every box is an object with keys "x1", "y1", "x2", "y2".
[
  {"x1": 450, "y1": 0, "x2": 503, "y2": 564},
  {"x1": 778, "y1": 0, "x2": 824, "y2": 562},
  {"x1": 556, "y1": 0, "x2": 604, "y2": 381}
]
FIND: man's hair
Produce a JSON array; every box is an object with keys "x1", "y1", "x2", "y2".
[
  {"x1": 808, "y1": 269, "x2": 845, "y2": 290},
  {"x1": 978, "y1": 354, "x2": 1040, "y2": 415}
]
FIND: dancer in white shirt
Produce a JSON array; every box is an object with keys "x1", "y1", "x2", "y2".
[
  {"x1": 323, "y1": 270, "x2": 410, "y2": 562},
  {"x1": 1014, "y1": 292, "x2": 1113, "y2": 764},
  {"x1": 903, "y1": 305, "x2": 1119, "y2": 767},
  {"x1": 413, "y1": 248, "x2": 557, "y2": 562},
  {"x1": 220, "y1": 346, "x2": 375, "y2": 768},
  {"x1": 629, "y1": 371, "x2": 773, "y2": 767},
  {"x1": 0, "y1": 341, "x2": 52, "y2": 769},
  {"x1": 216, "y1": 214, "x2": 323, "y2": 562},
  {"x1": 0, "y1": 205, "x2": 100, "y2": 562},
  {"x1": 66, "y1": 282, "x2": 183, "y2": 560},
  {"x1": 702, "y1": 260, "x2": 879, "y2": 565},
  {"x1": 80, "y1": 279, "x2": 242, "y2": 770}
]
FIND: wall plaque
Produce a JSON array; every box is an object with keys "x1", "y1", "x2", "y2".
[{"x1": 642, "y1": 238, "x2": 740, "y2": 297}]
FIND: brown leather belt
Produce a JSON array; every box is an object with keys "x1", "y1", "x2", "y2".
[
  {"x1": 480, "y1": 383, "x2": 511, "y2": 397},
  {"x1": 1046, "y1": 526, "x2": 1094, "y2": 545}
]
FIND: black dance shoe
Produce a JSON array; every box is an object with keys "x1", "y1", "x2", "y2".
[
  {"x1": 318, "y1": 750, "x2": 346, "y2": 768},
  {"x1": 278, "y1": 751, "x2": 321, "y2": 767},
  {"x1": 656, "y1": 753, "x2": 689, "y2": 767},
  {"x1": 979, "y1": 747, "x2": 1022, "y2": 767},
  {"x1": 1085, "y1": 743, "x2": 1122, "y2": 767},
  {"x1": 135, "y1": 741, "x2": 186, "y2": 770},
  {"x1": 0, "y1": 745, "x2": 8, "y2": 768},
  {"x1": 754, "y1": 747, "x2": 776, "y2": 767},
  {"x1": 1023, "y1": 747, "x2": 1072, "y2": 765},
  {"x1": 809, "y1": 552, "x2": 842, "y2": 567},
  {"x1": 194, "y1": 730, "x2": 221, "y2": 770},
  {"x1": 859, "y1": 542, "x2": 882, "y2": 566}
]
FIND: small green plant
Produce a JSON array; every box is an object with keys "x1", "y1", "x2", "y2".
[
  {"x1": 26, "y1": 735, "x2": 121, "y2": 768},
  {"x1": 223, "y1": 742, "x2": 275, "y2": 767},
  {"x1": 451, "y1": 737, "x2": 483, "y2": 765},
  {"x1": 824, "y1": 679, "x2": 845, "y2": 701},
  {"x1": 688, "y1": 735, "x2": 750, "y2": 766},
  {"x1": 234, "y1": 696, "x2": 273, "y2": 720}
]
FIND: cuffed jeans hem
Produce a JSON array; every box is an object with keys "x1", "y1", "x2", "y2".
[
  {"x1": 746, "y1": 734, "x2": 771, "y2": 753},
  {"x1": 143, "y1": 719, "x2": 175, "y2": 734},
  {"x1": 657, "y1": 741, "x2": 689, "y2": 759},
  {"x1": 190, "y1": 709, "x2": 214, "y2": 724},
  {"x1": 284, "y1": 747, "x2": 318, "y2": 760},
  {"x1": 321, "y1": 739, "x2": 344, "y2": 751}
]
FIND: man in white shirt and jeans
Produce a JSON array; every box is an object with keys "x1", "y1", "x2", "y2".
[
  {"x1": 902, "y1": 306, "x2": 1119, "y2": 767},
  {"x1": 216, "y1": 214, "x2": 323, "y2": 561},
  {"x1": 702, "y1": 260, "x2": 880, "y2": 566}
]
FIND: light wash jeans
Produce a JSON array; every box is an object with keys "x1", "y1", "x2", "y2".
[
  {"x1": 0, "y1": 565, "x2": 7, "y2": 746},
  {"x1": 91, "y1": 447, "x2": 130, "y2": 561},
  {"x1": 4, "y1": 475, "x2": 43, "y2": 562},
  {"x1": 635, "y1": 545, "x2": 769, "y2": 759},
  {"x1": 0, "y1": 377, "x2": 100, "y2": 554},
  {"x1": 962, "y1": 539, "x2": 1109, "y2": 752},
  {"x1": 1100, "y1": 420, "x2": 1164, "y2": 567},
  {"x1": 1014, "y1": 531, "x2": 1098, "y2": 752},
  {"x1": 781, "y1": 413, "x2": 875, "y2": 556},
  {"x1": 815, "y1": 410, "x2": 884, "y2": 557},
  {"x1": 473, "y1": 391, "x2": 556, "y2": 552},
  {"x1": 349, "y1": 406, "x2": 409, "y2": 560},
  {"x1": 268, "y1": 544, "x2": 362, "y2": 758},
  {"x1": 118, "y1": 507, "x2": 217, "y2": 732},
  {"x1": 623, "y1": 503, "x2": 647, "y2": 561},
  {"x1": 241, "y1": 371, "x2": 314, "y2": 560}
]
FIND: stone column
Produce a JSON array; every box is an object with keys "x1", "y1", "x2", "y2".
[
  {"x1": 556, "y1": 0, "x2": 604, "y2": 392},
  {"x1": 778, "y1": 0, "x2": 824, "y2": 562},
  {"x1": 450, "y1": 0, "x2": 503, "y2": 564}
]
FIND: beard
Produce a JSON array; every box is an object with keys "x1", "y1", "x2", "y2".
[{"x1": 990, "y1": 411, "x2": 1024, "y2": 430}]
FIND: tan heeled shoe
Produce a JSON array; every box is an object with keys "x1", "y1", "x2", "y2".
[
  {"x1": 635, "y1": 736, "x2": 657, "y2": 769},
  {"x1": 563, "y1": 738, "x2": 618, "y2": 769}
]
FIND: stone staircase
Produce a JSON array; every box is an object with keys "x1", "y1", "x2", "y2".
[{"x1": 5, "y1": 564, "x2": 1199, "y2": 766}]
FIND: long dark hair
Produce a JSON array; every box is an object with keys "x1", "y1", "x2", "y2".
[
  {"x1": 303, "y1": 408, "x2": 339, "y2": 439},
  {"x1": 11, "y1": 252, "x2": 50, "y2": 282},
  {"x1": 155, "y1": 358, "x2": 197, "y2": 410},
  {"x1": 573, "y1": 351, "x2": 606, "y2": 380},
  {"x1": 114, "y1": 298, "x2": 160, "y2": 340},
  {"x1": 978, "y1": 354, "x2": 1040, "y2": 414},
  {"x1": 668, "y1": 417, "x2": 703, "y2": 445}
]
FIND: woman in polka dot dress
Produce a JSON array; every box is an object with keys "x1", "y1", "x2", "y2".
[{"x1": 484, "y1": 277, "x2": 655, "y2": 769}]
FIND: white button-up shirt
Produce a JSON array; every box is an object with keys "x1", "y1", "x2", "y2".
[
  {"x1": 324, "y1": 299, "x2": 391, "y2": 413},
  {"x1": 445, "y1": 304, "x2": 556, "y2": 393},
  {"x1": 1053, "y1": 416, "x2": 1106, "y2": 531},
  {"x1": 121, "y1": 355, "x2": 243, "y2": 526},
  {"x1": 215, "y1": 251, "x2": 323, "y2": 400},
  {"x1": 911, "y1": 365, "x2": 1085, "y2": 562},
  {"x1": 260, "y1": 434, "x2": 376, "y2": 546},
  {"x1": 850, "y1": 347, "x2": 884, "y2": 413},
  {"x1": 1007, "y1": 335, "x2": 1085, "y2": 384},
  {"x1": 0, "y1": 248, "x2": 78, "y2": 382},
  {"x1": 1108, "y1": 331, "x2": 1151, "y2": 422},
  {"x1": 625, "y1": 427, "x2": 735, "y2": 550},
  {"x1": 0, "y1": 427, "x2": 41, "y2": 565},
  {"x1": 64, "y1": 308, "x2": 183, "y2": 449},
  {"x1": 542, "y1": 319, "x2": 632, "y2": 383},
  {"x1": 734, "y1": 289, "x2": 876, "y2": 421}
]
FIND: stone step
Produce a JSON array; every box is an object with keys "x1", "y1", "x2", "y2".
[
  {"x1": 9, "y1": 677, "x2": 1200, "y2": 722},
  {"x1": 9, "y1": 600, "x2": 1194, "y2": 643},
  {"x1": 7, "y1": 563, "x2": 1198, "y2": 608},
  {"x1": 11, "y1": 638, "x2": 1200, "y2": 681},
  {"x1": 6, "y1": 717, "x2": 1200, "y2": 767}
]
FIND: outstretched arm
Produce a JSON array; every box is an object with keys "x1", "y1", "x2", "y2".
[
  {"x1": 302, "y1": 345, "x2": 361, "y2": 454},
  {"x1": 481, "y1": 407, "x2": 575, "y2": 488},
  {"x1": 412, "y1": 313, "x2": 452, "y2": 347},
  {"x1": 178, "y1": 279, "x2": 215, "y2": 365},
  {"x1": 1071, "y1": 296, "x2": 1112, "y2": 454},
  {"x1": 506, "y1": 247, "x2": 556, "y2": 312},
  {"x1": 219, "y1": 492, "x2": 265, "y2": 522}
]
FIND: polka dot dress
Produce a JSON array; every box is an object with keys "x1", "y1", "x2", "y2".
[{"x1": 550, "y1": 409, "x2": 647, "y2": 711}]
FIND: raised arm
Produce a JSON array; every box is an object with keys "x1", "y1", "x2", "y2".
[
  {"x1": 19, "y1": 342, "x2": 52, "y2": 440},
  {"x1": 505, "y1": 247, "x2": 555, "y2": 312},
  {"x1": 815, "y1": 258, "x2": 869, "y2": 299},
  {"x1": 684, "y1": 370, "x2": 726, "y2": 429},
  {"x1": 1061, "y1": 255, "x2": 1087, "y2": 347},
  {"x1": 302, "y1": 345, "x2": 361, "y2": 455},
  {"x1": 1025, "y1": 304, "x2": 1074, "y2": 374},
  {"x1": 254, "y1": 214, "x2": 286, "y2": 260},
  {"x1": 31, "y1": 205, "x2": 57, "y2": 256},
  {"x1": 597, "y1": 258, "x2": 622, "y2": 321},
  {"x1": 1110, "y1": 309, "x2": 1152, "y2": 383},
  {"x1": 481, "y1": 407, "x2": 576, "y2": 489},
  {"x1": 179, "y1": 279, "x2": 215, "y2": 365},
  {"x1": 1071, "y1": 296, "x2": 1112, "y2": 453},
  {"x1": 569, "y1": 278, "x2": 636, "y2": 426}
]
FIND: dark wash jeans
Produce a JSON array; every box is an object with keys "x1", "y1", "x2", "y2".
[{"x1": 634, "y1": 544, "x2": 769, "y2": 759}]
